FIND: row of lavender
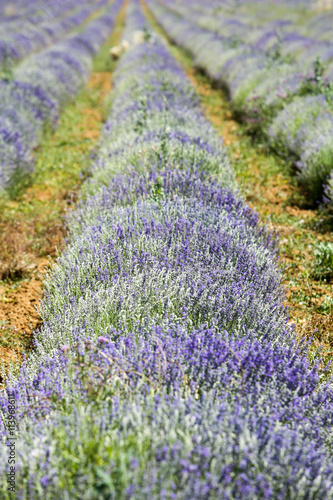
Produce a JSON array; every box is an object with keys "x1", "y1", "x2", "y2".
[
  {"x1": 0, "y1": 0, "x2": 109, "y2": 69},
  {"x1": 149, "y1": 0, "x2": 333, "y2": 204},
  {"x1": 1, "y1": 0, "x2": 333, "y2": 497},
  {"x1": 0, "y1": 1, "x2": 122, "y2": 194},
  {"x1": 164, "y1": 0, "x2": 333, "y2": 60},
  {"x1": 190, "y1": 0, "x2": 322, "y2": 6}
]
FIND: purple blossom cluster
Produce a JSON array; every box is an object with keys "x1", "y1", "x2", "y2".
[
  {"x1": 148, "y1": 0, "x2": 333, "y2": 203},
  {"x1": 1, "y1": 1, "x2": 333, "y2": 497},
  {"x1": 0, "y1": 1, "x2": 122, "y2": 193}
]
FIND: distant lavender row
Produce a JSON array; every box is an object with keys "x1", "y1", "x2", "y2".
[
  {"x1": 0, "y1": 0, "x2": 76, "y2": 21},
  {"x1": 149, "y1": 0, "x2": 333, "y2": 204},
  {"x1": 0, "y1": 0, "x2": 109, "y2": 69},
  {"x1": 162, "y1": 0, "x2": 333, "y2": 61},
  {"x1": 1, "y1": 1, "x2": 333, "y2": 497},
  {"x1": 0, "y1": 0, "x2": 90, "y2": 19},
  {"x1": 0, "y1": 1, "x2": 121, "y2": 193}
]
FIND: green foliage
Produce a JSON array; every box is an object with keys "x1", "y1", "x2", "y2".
[
  {"x1": 149, "y1": 176, "x2": 165, "y2": 206},
  {"x1": 228, "y1": 35, "x2": 239, "y2": 49},
  {"x1": 300, "y1": 57, "x2": 333, "y2": 107},
  {"x1": 93, "y1": 37, "x2": 117, "y2": 73},
  {"x1": 241, "y1": 95, "x2": 277, "y2": 137},
  {"x1": 134, "y1": 96, "x2": 148, "y2": 133},
  {"x1": 265, "y1": 31, "x2": 293, "y2": 66},
  {"x1": 317, "y1": 296, "x2": 333, "y2": 315},
  {"x1": 0, "y1": 44, "x2": 14, "y2": 82},
  {"x1": 143, "y1": 27, "x2": 152, "y2": 42},
  {"x1": 157, "y1": 96, "x2": 169, "y2": 167},
  {"x1": 312, "y1": 241, "x2": 333, "y2": 281}
]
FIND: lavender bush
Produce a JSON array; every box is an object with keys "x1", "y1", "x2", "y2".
[
  {"x1": 0, "y1": 1, "x2": 122, "y2": 193},
  {"x1": 1, "y1": 1, "x2": 333, "y2": 498}
]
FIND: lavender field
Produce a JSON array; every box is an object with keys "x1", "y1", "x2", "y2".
[
  {"x1": 1, "y1": 0, "x2": 333, "y2": 498},
  {"x1": 150, "y1": 0, "x2": 333, "y2": 203}
]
